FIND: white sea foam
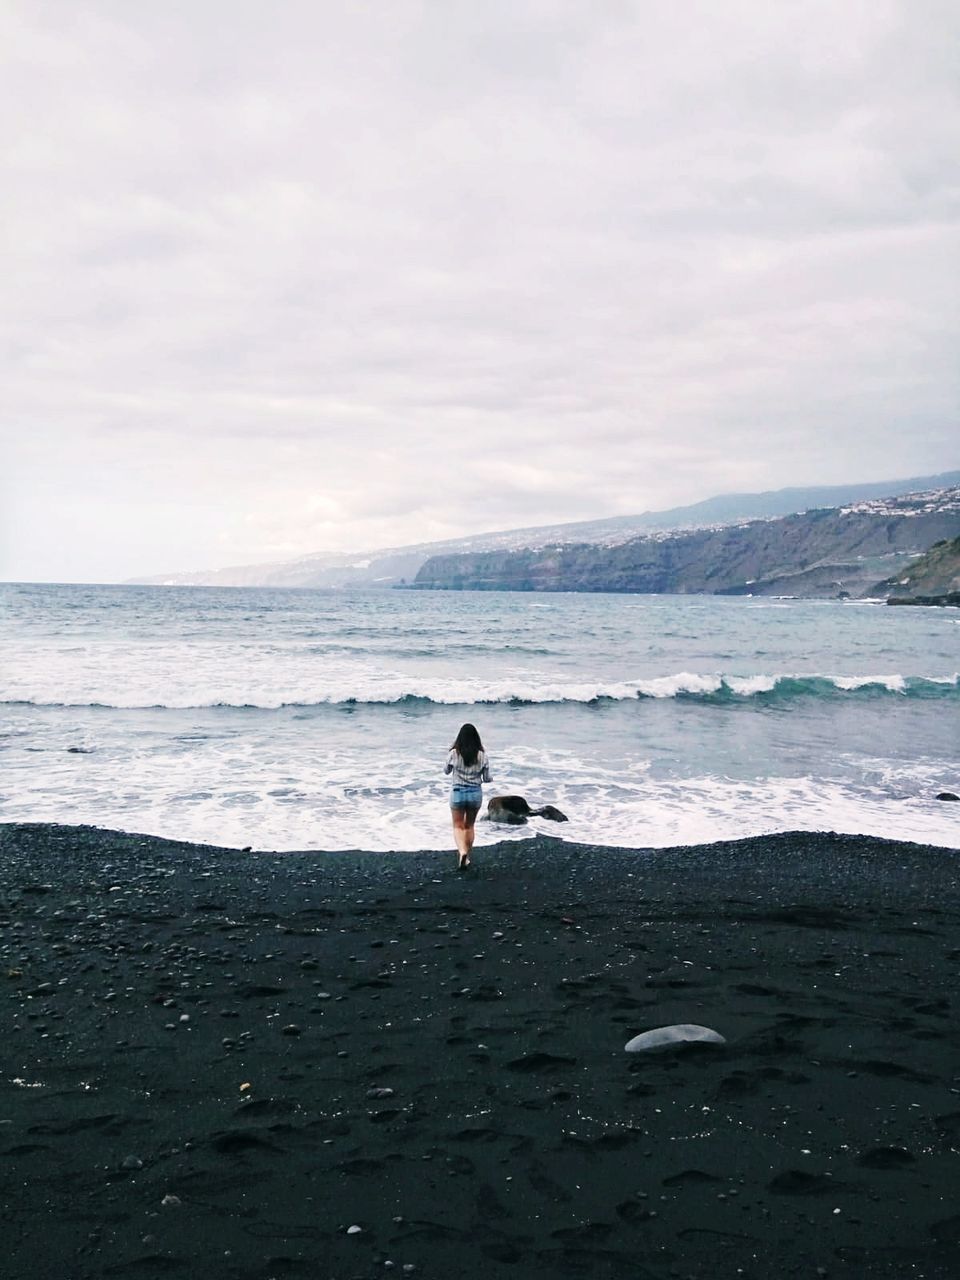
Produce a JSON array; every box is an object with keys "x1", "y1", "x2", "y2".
[
  {"x1": 723, "y1": 674, "x2": 779, "y2": 696},
  {"x1": 634, "y1": 672, "x2": 723, "y2": 698},
  {"x1": 2, "y1": 708, "x2": 957, "y2": 853},
  {"x1": 833, "y1": 673, "x2": 907, "y2": 693},
  {"x1": 3, "y1": 759, "x2": 956, "y2": 852}
]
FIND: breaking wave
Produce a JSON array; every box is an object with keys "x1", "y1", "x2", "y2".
[{"x1": 3, "y1": 672, "x2": 957, "y2": 711}]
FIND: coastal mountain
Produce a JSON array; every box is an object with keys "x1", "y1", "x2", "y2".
[
  {"x1": 130, "y1": 470, "x2": 960, "y2": 589},
  {"x1": 598, "y1": 469, "x2": 960, "y2": 530},
  {"x1": 413, "y1": 487, "x2": 960, "y2": 599}
]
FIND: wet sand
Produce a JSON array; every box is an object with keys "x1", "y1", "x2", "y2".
[{"x1": 2, "y1": 822, "x2": 959, "y2": 1279}]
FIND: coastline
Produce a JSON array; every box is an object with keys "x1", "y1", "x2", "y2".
[{"x1": 2, "y1": 823, "x2": 959, "y2": 1278}]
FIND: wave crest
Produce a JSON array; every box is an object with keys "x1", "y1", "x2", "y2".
[{"x1": 1, "y1": 672, "x2": 956, "y2": 710}]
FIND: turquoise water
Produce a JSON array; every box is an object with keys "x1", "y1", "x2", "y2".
[{"x1": 1, "y1": 583, "x2": 957, "y2": 851}]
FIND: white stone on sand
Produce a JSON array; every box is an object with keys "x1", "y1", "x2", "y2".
[{"x1": 624, "y1": 1024, "x2": 726, "y2": 1052}]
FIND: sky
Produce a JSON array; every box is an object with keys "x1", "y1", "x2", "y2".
[{"x1": 2, "y1": 1, "x2": 958, "y2": 582}]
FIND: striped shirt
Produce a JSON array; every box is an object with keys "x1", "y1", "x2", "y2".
[{"x1": 444, "y1": 749, "x2": 492, "y2": 787}]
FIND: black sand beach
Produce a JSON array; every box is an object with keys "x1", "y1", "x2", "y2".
[{"x1": 2, "y1": 823, "x2": 959, "y2": 1279}]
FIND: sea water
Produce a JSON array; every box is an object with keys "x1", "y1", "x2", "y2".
[{"x1": 1, "y1": 582, "x2": 957, "y2": 852}]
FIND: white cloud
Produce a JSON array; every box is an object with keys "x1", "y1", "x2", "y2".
[{"x1": 1, "y1": 0, "x2": 958, "y2": 580}]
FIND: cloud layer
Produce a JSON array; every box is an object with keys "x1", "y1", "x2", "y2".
[{"x1": 2, "y1": 1, "x2": 958, "y2": 580}]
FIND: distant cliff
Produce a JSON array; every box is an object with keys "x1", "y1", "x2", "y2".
[{"x1": 413, "y1": 488, "x2": 960, "y2": 598}]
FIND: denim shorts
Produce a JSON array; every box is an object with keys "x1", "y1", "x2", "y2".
[{"x1": 449, "y1": 784, "x2": 482, "y2": 811}]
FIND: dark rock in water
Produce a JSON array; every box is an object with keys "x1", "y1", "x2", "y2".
[
  {"x1": 887, "y1": 592, "x2": 960, "y2": 608},
  {"x1": 66, "y1": 746, "x2": 94, "y2": 754},
  {"x1": 936, "y1": 792, "x2": 959, "y2": 802},
  {"x1": 487, "y1": 795, "x2": 568, "y2": 824},
  {"x1": 486, "y1": 805, "x2": 527, "y2": 825},
  {"x1": 536, "y1": 804, "x2": 568, "y2": 822}
]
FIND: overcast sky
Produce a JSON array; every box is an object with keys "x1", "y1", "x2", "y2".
[{"x1": 2, "y1": 0, "x2": 958, "y2": 582}]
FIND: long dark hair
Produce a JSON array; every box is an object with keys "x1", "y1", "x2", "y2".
[{"x1": 451, "y1": 722, "x2": 483, "y2": 767}]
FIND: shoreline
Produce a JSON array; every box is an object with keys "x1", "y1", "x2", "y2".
[
  {"x1": 3, "y1": 812, "x2": 958, "y2": 857},
  {"x1": 2, "y1": 823, "x2": 959, "y2": 1278}
]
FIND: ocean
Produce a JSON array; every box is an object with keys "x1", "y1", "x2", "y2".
[{"x1": 1, "y1": 581, "x2": 957, "y2": 852}]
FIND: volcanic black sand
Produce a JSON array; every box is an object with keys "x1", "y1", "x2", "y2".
[{"x1": 2, "y1": 823, "x2": 959, "y2": 1279}]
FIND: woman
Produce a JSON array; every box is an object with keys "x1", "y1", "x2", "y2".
[{"x1": 444, "y1": 722, "x2": 491, "y2": 870}]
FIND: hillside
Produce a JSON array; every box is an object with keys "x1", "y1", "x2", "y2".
[
  {"x1": 880, "y1": 535, "x2": 960, "y2": 606},
  {"x1": 412, "y1": 488, "x2": 960, "y2": 598},
  {"x1": 129, "y1": 469, "x2": 960, "y2": 589}
]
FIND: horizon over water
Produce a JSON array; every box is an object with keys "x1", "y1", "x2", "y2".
[{"x1": 1, "y1": 582, "x2": 958, "y2": 853}]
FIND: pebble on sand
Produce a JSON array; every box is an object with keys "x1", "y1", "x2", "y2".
[{"x1": 624, "y1": 1024, "x2": 726, "y2": 1052}]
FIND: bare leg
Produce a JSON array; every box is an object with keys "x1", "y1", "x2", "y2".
[
  {"x1": 451, "y1": 807, "x2": 479, "y2": 868},
  {"x1": 464, "y1": 815, "x2": 476, "y2": 861},
  {"x1": 451, "y1": 808, "x2": 469, "y2": 865}
]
